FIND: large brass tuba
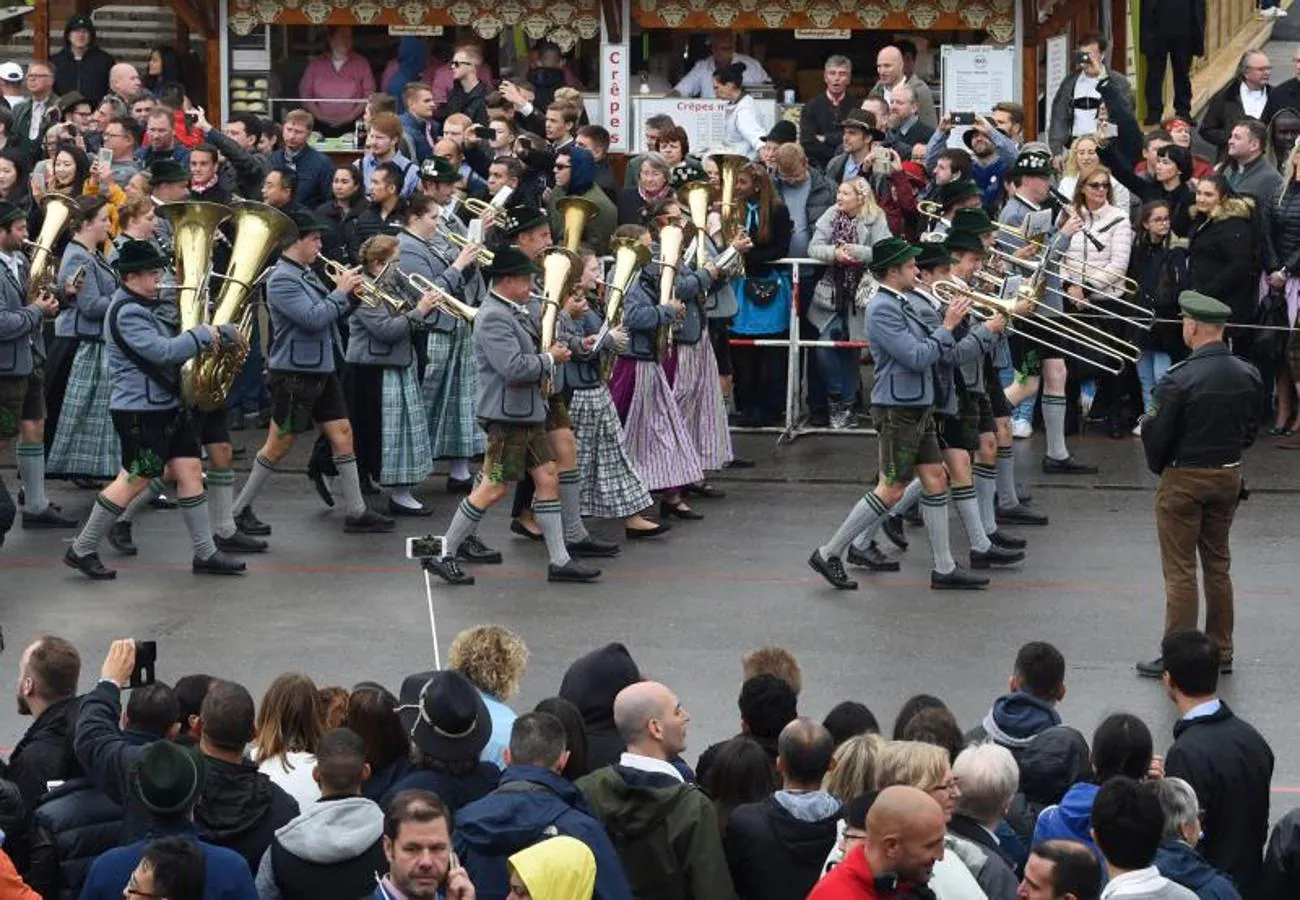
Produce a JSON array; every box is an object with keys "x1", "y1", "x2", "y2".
[
  {"x1": 596, "y1": 237, "x2": 652, "y2": 381},
  {"x1": 25, "y1": 192, "x2": 80, "y2": 296},
  {"x1": 555, "y1": 196, "x2": 598, "y2": 252},
  {"x1": 678, "y1": 180, "x2": 712, "y2": 269},
  {"x1": 537, "y1": 196, "x2": 595, "y2": 396},
  {"x1": 656, "y1": 224, "x2": 686, "y2": 353},
  {"x1": 708, "y1": 153, "x2": 749, "y2": 245}
]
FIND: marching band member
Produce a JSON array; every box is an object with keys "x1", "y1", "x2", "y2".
[
  {"x1": 231, "y1": 209, "x2": 395, "y2": 535},
  {"x1": 563, "y1": 249, "x2": 667, "y2": 538},
  {"x1": 923, "y1": 179, "x2": 982, "y2": 238},
  {"x1": 63, "y1": 239, "x2": 245, "y2": 579},
  {"x1": 424, "y1": 247, "x2": 601, "y2": 586},
  {"x1": 809, "y1": 237, "x2": 987, "y2": 591},
  {"x1": 0, "y1": 201, "x2": 65, "y2": 540},
  {"x1": 45, "y1": 197, "x2": 120, "y2": 486}
]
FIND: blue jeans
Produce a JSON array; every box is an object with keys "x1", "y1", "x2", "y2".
[
  {"x1": 816, "y1": 317, "x2": 859, "y2": 401},
  {"x1": 1136, "y1": 350, "x2": 1172, "y2": 414}
]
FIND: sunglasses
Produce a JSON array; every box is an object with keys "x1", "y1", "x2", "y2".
[{"x1": 1085, "y1": 180, "x2": 1109, "y2": 189}]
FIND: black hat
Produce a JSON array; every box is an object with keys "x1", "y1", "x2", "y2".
[
  {"x1": 114, "y1": 239, "x2": 170, "y2": 274},
  {"x1": 944, "y1": 229, "x2": 987, "y2": 254},
  {"x1": 915, "y1": 239, "x2": 953, "y2": 270},
  {"x1": 670, "y1": 161, "x2": 707, "y2": 189},
  {"x1": 398, "y1": 670, "x2": 491, "y2": 762},
  {"x1": 419, "y1": 156, "x2": 460, "y2": 184},
  {"x1": 950, "y1": 208, "x2": 996, "y2": 235},
  {"x1": 149, "y1": 159, "x2": 189, "y2": 185},
  {"x1": 484, "y1": 245, "x2": 542, "y2": 279},
  {"x1": 131, "y1": 740, "x2": 206, "y2": 815},
  {"x1": 961, "y1": 126, "x2": 1001, "y2": 152},
  {"x1": 287, "y1": 208, "x2": 326, "y2": 237},
  {"x1": 937, "y1": 179, "x2": 980, "y2": 209},
  {"x1": 868, "y1": 236, "x2": 922, "y2": 273},
  {"x1": 64, "y1": 15, "x2": 95, "y2": 37},
  {"x1": 58, "y1": 91, "x2": 91, "y2": 114},
  {"x1": 1008, "y1": 148, "x2": 1054, "y2": 178},
  {"x1": 763, "y1": 120, "x2": 797, "y2": 145},
  {"x1": 842, "y1": 116, "x2": 885, "y2": 142},
  {"x1": 1178, "y1": 290, "x2": 1233, "y2": 324},
  {"x1": 498, "y1": 204, "x2": 549, "y2": 238},
  {"x1": 0, "y1": 201, "x2": 25, "y2": 227}
]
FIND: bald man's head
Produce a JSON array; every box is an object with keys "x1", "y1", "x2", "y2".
[
  {"x1": 110, "y1": 63, "x2": 141, "y2": 98},
  {"x1": 613, "y1": 681, "x2": 690, "y2": 759},
  {"x1": 776, "y1": 716, "x2": 834, "y2": 786},
  {"x1": 865, "y1": 786, "x2": 947, "y2": 886},
  {"x1": 877, "y1": 47, "x2": 905, "y2": 86}
]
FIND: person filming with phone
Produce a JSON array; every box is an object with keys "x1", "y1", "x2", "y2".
[{"x1": 1047, "y1": 34, "x2": 1134, "y2": 167}]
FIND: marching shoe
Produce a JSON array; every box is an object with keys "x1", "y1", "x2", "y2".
[
  {"x1": 359, "y1": 474, "x2": 381, "y2": 496},
  {"x1": 458, "y1": 535, "x2": 503, "y2": 564},
  {"x1": 660, "y1": 500, "x2": 704, "y2": 520},
  {"x1": 446, "y1": 476, "x2": 474, "y2": 494},
  {"x1": 344, "y1": 510, "x2": 395, "y2": 533},
  {"x1": 107, "y1": 521, "x2": 138, "y2": 556},
  {"x1": 22, "y1": 506, "x2": 77, "y2": 528},
  {"x1": 686, "y1": 482, "x2": 726, "y2": 499},
  {"x1": 215, "y1": 531, "x2": 269, "y2": 553},
  {"x1": 193, "y1": 550, "x2": 247, "y2": 575},
  {"x1": 996, "y1": 504, "x2": 1049, "y2": 526},
  {"x1": 1042, "y1": 455, "x2": 1098, "y2": 475},
  {"x1": 235, "y1": 507, "x2": 272, "y2": 535},
  {"x1": 725, "y1": 457, "x2": 755, "y2": 468},
  {"x1": 1219, "y1": 658, "x2": 1233, "y2": 675},
  {"x1": 846, "y1": 541, "x2": 901, "y2": 572},
  {"x1": 988, "y1": 530, "x2": 1027, "y2": 550},
  {"x1": 388, "y1": 497, "x2": 433, "y2": 517},
  {"x1": 626, "y1": 522, "x2": 671, "y2": 539},
  {"x1": 425, "y1": 555, "x2": 475, "y2": 585},
  {"x1": 64, "y1": 547, "x2": 116, "y2": 580},
  {"x1": 881, "y1": 515, "x2": 909, "y2": 550},
  {"x1": 1011, "y1": 419, "x2": 1033, "y2": 439},
  {"x1": 548, "y1": 560, "x2": 601, "y2": 583},
  {"x1": 510, "y1": 519, "x2": 544, "y2": 540},
  {"x1": 970, "y1": 546, "x2": 1026, "y2": 568},
  {"x1": 1135, "y1": 657, "x2": 1164, "y2": 678},
  {"x1": 567, "y1": 536, "x2": 622, "y2": 558},
  {"x1": 903, "y1": 506, "x2": 923, "y2": 527},
  {"x1": 931, "y1": 567, "x2": 989, "y2": 590},
  {"x1": 808, "y1": 549, "x2": 858, "y2": 590}
]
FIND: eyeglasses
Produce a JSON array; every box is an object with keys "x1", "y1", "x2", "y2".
[
  {"x1": 843, "y1": 830, "x2": 868, "y2": 841},
  {"x1": 554, "y1": 163, "x2": 570, "y2": 170},
  {"x1": 930, "y1": 779, "x2": 960, "y2": 794},
  {"x1": 451, "y1": 60, "x2": 473, "y2": 68},
  {"x1": 1085, "y1": 180, "x2": 1110, "y2": 190}
]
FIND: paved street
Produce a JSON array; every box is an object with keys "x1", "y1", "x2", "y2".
[{"x1": 2, "y1": 430, "x2": 1299, "y2": 817}]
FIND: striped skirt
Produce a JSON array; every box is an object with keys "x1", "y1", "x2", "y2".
[
  {"x1": 422, "y1": 322, "x2": 485, "y2": 459},
  {"x1": 569, "y1": 387, "x2": 653, "y2": 519},
  {"x1": 47, "y1": 341, "x2": 120, "y2": 479},
  {"x1": 668, "y1": 328, "x2": 733, "y2": 471},
  {"x1": 610, "y1": 357, "x2": 704, "y2": 492},
  {"x1": 382, "y1": 361, "x2": 434, "y2": 487}
]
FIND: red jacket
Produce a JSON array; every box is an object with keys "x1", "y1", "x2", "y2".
[
  {"x1": 810, "y1": 846, "x2": 881, "y2": 899},
  {"x1": 0, "y1": 850, "x2": 40, "y2": 900}
]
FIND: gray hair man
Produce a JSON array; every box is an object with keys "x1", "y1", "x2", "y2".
[
  {"x1": 1149, "y1": 777, "x2": 1242, "y2": 899},
  {"x1": 949, "y1": 742, "x2": 1022, "y2": 896}
]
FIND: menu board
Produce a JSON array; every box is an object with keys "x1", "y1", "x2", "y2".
[
  {"x1": 940, "y1": 45, "x2": 1018, "y2": 149},
  {"x1": 630, "y1": 97, "x2": 778, "y2": 155}
]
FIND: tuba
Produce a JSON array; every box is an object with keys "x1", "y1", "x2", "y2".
[
  {"x1": 678, "y1": 180, "x2": 712, "y2": 269},
  {"x1": 556, "y1": 196, "x2": 597, "y2": 253},
  {"x1": 708, "y1": 153, "x2": 749, "y2": 246},
  {"x1": 656, "y1": 224, "x2": 686, "y2": 354},
  {"x1": 597, "y1": 237, "x2": 652, "y2": 380},
  {"x1": 539, "y1": 247, "x2": 578, "y2": 398},
  {"x1": 25, "y1": 192, "x2": 79, "y2": 297}
]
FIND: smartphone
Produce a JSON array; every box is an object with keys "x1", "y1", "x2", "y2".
[
  {"x1": 1098, "y1": 123, "x2": 1119, "y2": 139},
  {"x1": 871, "y1": 146, "x2": 891, "y2": 175},
  {"x1": 184, "y1": 111, "x2": 198, "y2": 128},
  {"x1": 406, "y1": 535, "x2": 443, "y2": 559},
  {"x1": 1074, "y1": 50, "x2": 1091, "y2": 67},
  {"x1": 473, "y1": 124, "x2": 493, "y2": 141},
  {"x1": 130, "y1": 640, "x2": 158, "y2": 689},
  {"x1": 951, "y1": 111, "x2": 976, "y2": 126},
  {"x1": 97, "y1": 147, "x2": 113, "y2": 169}
]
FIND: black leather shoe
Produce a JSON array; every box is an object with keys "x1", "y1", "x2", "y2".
[
  {"x1": 344, "y1": 510, "x2": 395, "y2": 533},
  {"x1": 1220, "y1": 659, "x2": 1233, "y2": 675},
  {"x1": 686, "y1": 482, "x2": 726, "y2": 499},
  {"x1": 903, "y1": 506, "x2": 923, "y2": 527},
  {"x1": 388, "y1": 498, "x2": 433, "y2": 517},
  {"x1": 568, "y1": 536, "x2": 622, "y2": 558},
  {"x1": 725, "y1": 457, "x2": 755, "y2": 468},
  {"x1": 309, "y1": 469, "x2": 334, "y2": 508},
  {"x1": 1042, "y1": 455, "x2": 1099, "y2": 475},
  {"x1": 359, "y1": 475, "x2": 381, "y2": 496},
  {"x1": 149, "y1": 494, "x2": 178, "y2": 510},
  {"x1": 193, "y1": 550, "x2": 247, "y2": 575},
  {"x1": 971, "y1": 546, "x2": 1026, "y2": 568},
  {"x1": 64, "y1": 547, "x2": 116, "y2": 580},
  {"x1": 548, "y1": 560, "x2": 601, "y2": 582},
  {"x1": 23, "y1": 506, "x2": 77, "y2": 528},
  {"x1": 881, "y1": 515, "x2": 908, "y2": 550},
  {"x1": 988, "y1": 530, "x2": 1027, "y2": 550},
  {"x1": 458, "y1": 534, "x2": 503, "y2": 564},
  {"x1": 446, "y1": 476, "x2": 474, "y2": 494},
  {"x1": 660, "y1": 500, "x2": 704, "y2": 521},
  {"x1": 1136, "y1": 657, "x2": 1164, "y2": 678},
  {"x1": 235, "y1": 507, "x2": 271, "y2": 536},
  {"x1": 510, "y1": 519, "x2": 544, "y2": 541},
  {"x1": 846, "y1": 541, "x2": 901, "y2": 572},
  {"x1": 931, "y1": 566, "x2": 989, "y2": 590},
  {"x1": 997, "y1": 504, "x2": 1049, "y2": 526},
  {"x1": 425, "y1": 555, "x2": 475, "y2": 585},
  {"x1": 214, "y1": 531, "x2": 269, "y2": 553},
  {"x1": 107, "y1": 521, "x2": 138, "y2": 556},
  {"x1": 626, "y1": 522, "x2": 671, "y2": 539},
  {"x1": 808, "y1": 548, "x2": 857, "y2": 590}
]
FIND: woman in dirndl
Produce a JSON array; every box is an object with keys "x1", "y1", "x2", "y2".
[
  {"x1": 564, "y1": 249, "x2": 667, "y2": 538},
  {"x1": 607, "y1": 223, "x2": 706, "y2": 520},
  {"x1": 344, "y1": 235, "x2": 437, "y2": 516},
  {"x1": 46, "y1": 195, "x2": 121, "y2": 483}
]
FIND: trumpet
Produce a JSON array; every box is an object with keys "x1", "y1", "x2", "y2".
[
  {"x1": 320, "y1": 256, "x2": 411, "y2": 312},
  {"x1": 435, "y1": 225, "x2": 494, "y2": 267},
  {"x1": 401, "y1": 268, "x2": 478, "y2": 323}
]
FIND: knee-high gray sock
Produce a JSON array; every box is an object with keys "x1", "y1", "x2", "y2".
[
  {"x1": 442, "y1": 497, "x2": 484, "y2": 558},
  {"x1": 995, "y1": 446, "x2": 1021, "y2": 509},
  {"x1": 73, "y1": 495, "x2": 124, "y2": 556},
  {"x1": 822, "y1": 492, "x2": 888, "y2": 559},
  {"x1": 850, "y1": 479, "x2": 921, "y2": 551},
  {"x1": 178, "y1": 493, "x2": 218, "y2": 560},
  {"x1": 206, "y1": 469, "x2": 237, "y2": 539},
  {"x1": 558, "y1": 469, "x2": 590, "y2": 543},
  {"x1": 234, "y1": 454, "x2": 277, "y2": 514},
  {"x1": 921, "y1": 491, "x2": 956, "y2": 574},
  {"x1": 951, "y1": 484, "x2": 991, "y2": 552},
  {"x1": 119, "y1": 477, "x2": 165, "y2": 523},
  {"x1": 333, "y1": 454, "x2": 367, "y2": 517},
  {"x1": 16, "y1": 442, "x2": 48, "y2": 514},
  {"x1": 973, "y1": 463, "x2": 998, "y2": 535},
  {"x1": 534, "y1": 497, "x2": 572, "y2": 566},
  {"x1": 1042, "y1": 394, "x2": 1068, "y2": 460}
]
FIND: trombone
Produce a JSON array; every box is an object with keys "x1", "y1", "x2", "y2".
[
  {"x1": 985, "y1": 244, "x2": 1150, "y2": 331},
  {"x1": 320, "y1": 256, "x2": 411, "y2": 312},
  {"x1": 401, "y1": 268, "x2": 478, "y2": 323},
  {"x1": 917, "y1": 200, "x2": 1047, "y2": 253}
]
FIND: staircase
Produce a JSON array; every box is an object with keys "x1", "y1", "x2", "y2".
[{"x1": 0, "y1": 3, "x2": 202, "y2": 73}]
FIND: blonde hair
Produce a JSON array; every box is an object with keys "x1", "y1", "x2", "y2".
[
  {"x1": 1063, "y1": 134, "x2": 1099, "y2": 179},
  {"x1": 843, "y1": 176, "x2": 880, "y2": 219},
  {"x1": 875, "y1": 740, "x2": 950, "y2": 792},
  {"x1": 253, "y1": 673, "x2": 324, "y2": 766},
  {"x1": 823, "y1": 733, "x2": 887, "y2": 800},
  {"x1": 742, "y1": 647, "x2": 803, "y2": 695},
  {"x1": 448, "y1": 625, "x2": 530, "y2": 701}
]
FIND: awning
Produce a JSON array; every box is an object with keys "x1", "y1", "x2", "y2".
[{"x1": 631, "y1": 0, "x2": 1015, "y2": 39}]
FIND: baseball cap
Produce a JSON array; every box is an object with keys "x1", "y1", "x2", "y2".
[{"x1": 0, "y1": 63, "x2": 22, "y2": 84}]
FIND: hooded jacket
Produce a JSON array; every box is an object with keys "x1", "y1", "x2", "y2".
[
  {"x1": 388, "y1": 38, "x2": 430, "y2": 114},
  {"x1": 380, "y1": 761, "x2": 500, "y2": 815},
  {"x1": 1031, "y1": 781, "x2": 1101, "y2": 860},
  {"x1": 549, "y1": 146, "x2": 618, "y2": 255},
  {"x1": 969, "y1": 692, "x2": 1060, "y2": 748},
  {"x1": 195, "y1": 756, "x2": 300, "y2": 873},
  {"x1": 724, "y1": 791, "x2": 841, "y2": 900},
  {"x1": 1154, "y1": 841, "x2": 1242, "y2": 900},
  {"x1": 454, "y1": 764, "x2": 633, "y2": 900},
  {"x1": 576, "y1": 764, "x2": 733, "y2": 900},
  {"x1": 1189, "y1": 199, "x2": 1260, "y2": 328},
  {"x1": 255, "y1": 795, "x2": 387, "y2": 900},
  {"x1": 510, "y1": 835, "x2": 597, "y2": 900},
  {"x1": 51, "y1": 19, "x2": 115, "y2": 106},
  {"x1": 559, "y1": 644, "x2": 643, "y2": 772}
]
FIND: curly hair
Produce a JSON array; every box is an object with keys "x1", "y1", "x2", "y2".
[
  {"x1": 448, "y1": 625, "x2": 529, "y2": 701},
  {"x1": 741, "y1": 647, "x2": 802, "y2": 695}
]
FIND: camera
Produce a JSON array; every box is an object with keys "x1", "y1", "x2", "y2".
[
  {"x1": 473, "y1": 124, "x2": 493, "y2": 141},
  {"x1": 951, "y1": 112, "x2": 976, "y2": 126},
  {"x1": 1075, "y1": 50, "x2": 1092, "y2": 67}
]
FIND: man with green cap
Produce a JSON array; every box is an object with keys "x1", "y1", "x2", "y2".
[{"x1": 1136, "y1": 290, "x2": 1262, "y2": 677}]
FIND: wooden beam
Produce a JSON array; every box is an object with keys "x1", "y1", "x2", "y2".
[
  {"x1": 600, "y1": 0, "x2": 621, "y2": 43},
  {"x1": 33, "y1": 0, "x2": 50, "y2": 62},
  {"x1": 206, "y1": 37, "x2": 222, "y2": 123},
  {"x1": 171, "y1": 0, "x2": 214, "y2": 39}
]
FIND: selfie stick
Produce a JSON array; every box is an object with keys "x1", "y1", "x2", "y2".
[{"x1": 423, "y1": 568, "x2": 442, "y2": 670}]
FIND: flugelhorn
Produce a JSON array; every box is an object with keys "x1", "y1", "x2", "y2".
[
  {"x1": 402, "y1": 268, "x2": 478, "y2": 323},
  {"x1": 320, "y1": 256, "x2": 409, "y2": 313},
  {"x1": 25, "y1": 192, "x2": 79, "y2": 297},
  {"x1": 435, "y1": 225, "x2": 494, "y2": 267},
  {"x1": 597, "y1": 237, "x2": 652, "y2": 380}
]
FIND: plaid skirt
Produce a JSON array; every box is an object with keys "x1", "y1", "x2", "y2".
[
  {"x1": 609, "y1": 357, "x2": 704, "y2": 492},
  {"x1": 47, "y1": 341, "x2": 120, "y2": 479},
  {"x1": 569, "y1": 387, "x2": 653, "y2": 519},
  {"x1": 668, "y1": 328, "x2": 733, "y2": 471},
  {"x1": 382, "y1": 361, "x2": 434, "y2": 487},
  {"x1": 423, "y1": 323, "x2": 485, "y2": 459}
]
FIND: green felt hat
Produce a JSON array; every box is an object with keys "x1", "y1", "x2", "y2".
[
  {"x1": 484, "y1": 245, "x2": 542, "y2": 279},
  {"x1": 868, "y1": 236, "x2": 922, "y2": 274},
  {"x1": 1178, "y1": 290, "x2": 1232, "y2": 324},
  {"x1": 113, "y1": 238, "x2": 169, "y2": 274}
]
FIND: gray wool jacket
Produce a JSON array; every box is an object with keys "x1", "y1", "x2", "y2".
[
  {"x1": 55, "y1": 240, "x2": 119, "y2": 340},
  {"x1": 865, "y1": 283, "x2": 956, "y2": 408},
  {"x1": 396, "y1": 229, "x2": 482, "y2": 334},
  {"x1": 0, "y1": 257, "x2": 43, "y2": 378},
  {"x1": 473, "y1": 292, "x2": 555, "y2": 424},
  {"x1": 266, "y1": 257, "x2": 350, "y2": 374},
  {"x1": 345, "y1": 300, "x2": 426, "y2": 368}
]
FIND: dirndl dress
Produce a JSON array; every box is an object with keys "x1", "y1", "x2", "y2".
[
  {"x1": 423, "y1": 320, "x2": 485, "y2": 458},
  {"x1": 665, "y1": 324, "x2": 733, "y2": 471},
  {"x1": 381, "y1": 360, "x2": 433, "y2": 487},
  {"x1": 46, "y1": 341, "x2": 120, "y2": 479},
  {"x1": 569, "y1": 386, "x2": 653, "y2": 519},
  {"x1": 609, "y1": 356, "x2": 704, "y2": 492}
]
